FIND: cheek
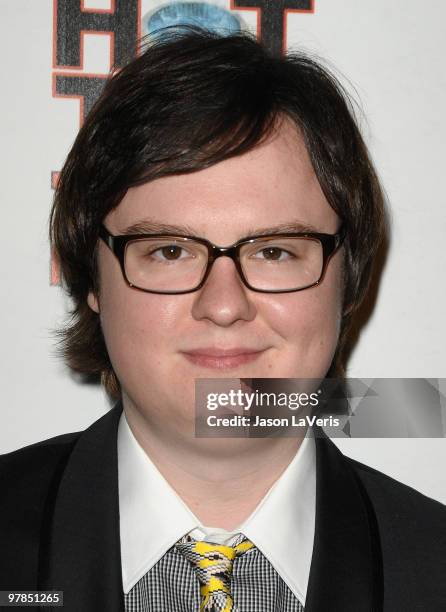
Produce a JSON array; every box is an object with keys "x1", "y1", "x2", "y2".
[
  {"x1": 269, "y1": 290, "x2": 340, "y2": 343},
  {"x1": 260, "y1": 265, "x2": 343, "y2": 377},
  {"x1": 98, "y1": 275, "x2": 184, "y2": 379}
]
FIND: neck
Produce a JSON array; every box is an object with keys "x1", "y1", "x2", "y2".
[{"x1": 123, "y1": 399, "x2": 304, "y2": 531}]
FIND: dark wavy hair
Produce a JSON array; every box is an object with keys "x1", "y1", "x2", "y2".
[{"x1": 50, "y1": 27, "x2": 387, "y2": 399}]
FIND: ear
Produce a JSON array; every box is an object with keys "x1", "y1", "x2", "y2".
[{"x1": 87, "y1": 290, "x2": 100, "y2": 314}]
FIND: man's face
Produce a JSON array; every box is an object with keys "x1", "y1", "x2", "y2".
[{"x1": 88, "y1": 120, "x2": 344, "y2": 439}]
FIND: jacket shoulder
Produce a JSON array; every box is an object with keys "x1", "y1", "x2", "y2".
[
  {"x1": 0, "y1": 431, "x2": 81, "y2": 482},
  {"x1": 347, "y1": 455, "x2": 446, "y2": 519},
  {"x1": 0, "y1": 431, "x2": 83, "y2": 589},
  {"x1": 346, "y1": 455, "x2": 446, "y2": 608},
  {"x1": 0, "y1": 430, "x2": 82, "y2": 518}
]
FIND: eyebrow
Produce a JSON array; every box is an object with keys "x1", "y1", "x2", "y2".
[
  {"x1": 240, "y1": 222, "x2": 322, "y2": 238},
  {"x1": 120, "y1": 219, "x2": 322, "y2": 239},
  {"x1": 120, "y1": 220, "x2": 201, "y2": 236}
]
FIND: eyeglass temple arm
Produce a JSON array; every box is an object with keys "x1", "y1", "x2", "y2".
[
  {"x1": 99, "y1": 225, "x2": 115, "y2": 250},
  {"x1": 335, "y1": 225, "x2": 346, "y2": 248}
]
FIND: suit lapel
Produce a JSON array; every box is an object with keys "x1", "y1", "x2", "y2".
[
  {"x1": 305, "y1": 431, "x2": 383, "y2": 611},
  {"x1": 39, "y1": 402, "x2": 125, "y2": 612}
]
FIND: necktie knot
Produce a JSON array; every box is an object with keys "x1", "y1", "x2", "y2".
[{"x1": 175, "y1": 536, "x2": 255, "y2": 611}]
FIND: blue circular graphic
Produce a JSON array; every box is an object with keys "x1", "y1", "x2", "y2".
[{"x1": 143, "y1": 2, "x2": 241, "y2": 38}]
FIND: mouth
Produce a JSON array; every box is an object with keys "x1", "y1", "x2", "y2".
[{"x1": 181, "y1": 347, "x2": 268, "y2": 370}]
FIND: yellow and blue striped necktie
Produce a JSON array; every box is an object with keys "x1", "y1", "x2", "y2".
[{"x1": 175, "y1": 535, "x2": 255, "y2": 611}]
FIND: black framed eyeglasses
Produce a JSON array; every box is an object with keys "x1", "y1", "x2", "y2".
[{"x1": 98, "y1": 224, "x2": 345, "y2": 295}]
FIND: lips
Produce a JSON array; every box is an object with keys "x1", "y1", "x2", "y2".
[{"x1": 181, "y1": 347, "x2": 267, "y2": 369}]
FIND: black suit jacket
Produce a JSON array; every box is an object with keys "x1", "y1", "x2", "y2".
[{"x1": 1, "y1": 402, "x2": 445, "y2": 611}]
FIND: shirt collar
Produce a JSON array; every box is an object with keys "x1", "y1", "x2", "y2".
[
  {"x1": 238, "y1": 427, "x2": 316, "y2": 603},
  {"x1": 118, "y1": 411, "x2": 315, "y2": 603},
  {"x1": 117, "y1": 412, "x2": 199, "y2": 593}
]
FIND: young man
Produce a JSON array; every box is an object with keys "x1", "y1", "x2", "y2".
[{"x1": 1, "y1": 29, "x2": 445, "y2": 611}]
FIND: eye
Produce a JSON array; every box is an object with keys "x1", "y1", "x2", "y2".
[
  {"x1": 253, "y1": 246, "x2": 294, "y2": 261},
  {"x1": 150, "y1": 244, "x2": 191, "y2": 261}
]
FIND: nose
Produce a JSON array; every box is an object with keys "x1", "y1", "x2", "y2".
[{"x1": 191, "y1": 256, "x2": 257, "y2": 326}]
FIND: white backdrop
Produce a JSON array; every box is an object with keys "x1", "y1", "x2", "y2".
[{"x1": 1, "y1": 1, "x2": 445, "y2": 503}]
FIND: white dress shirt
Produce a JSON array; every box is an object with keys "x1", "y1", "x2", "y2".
[{"x1": 117, "y1": 411, "x2": 316, "y2": 605}]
